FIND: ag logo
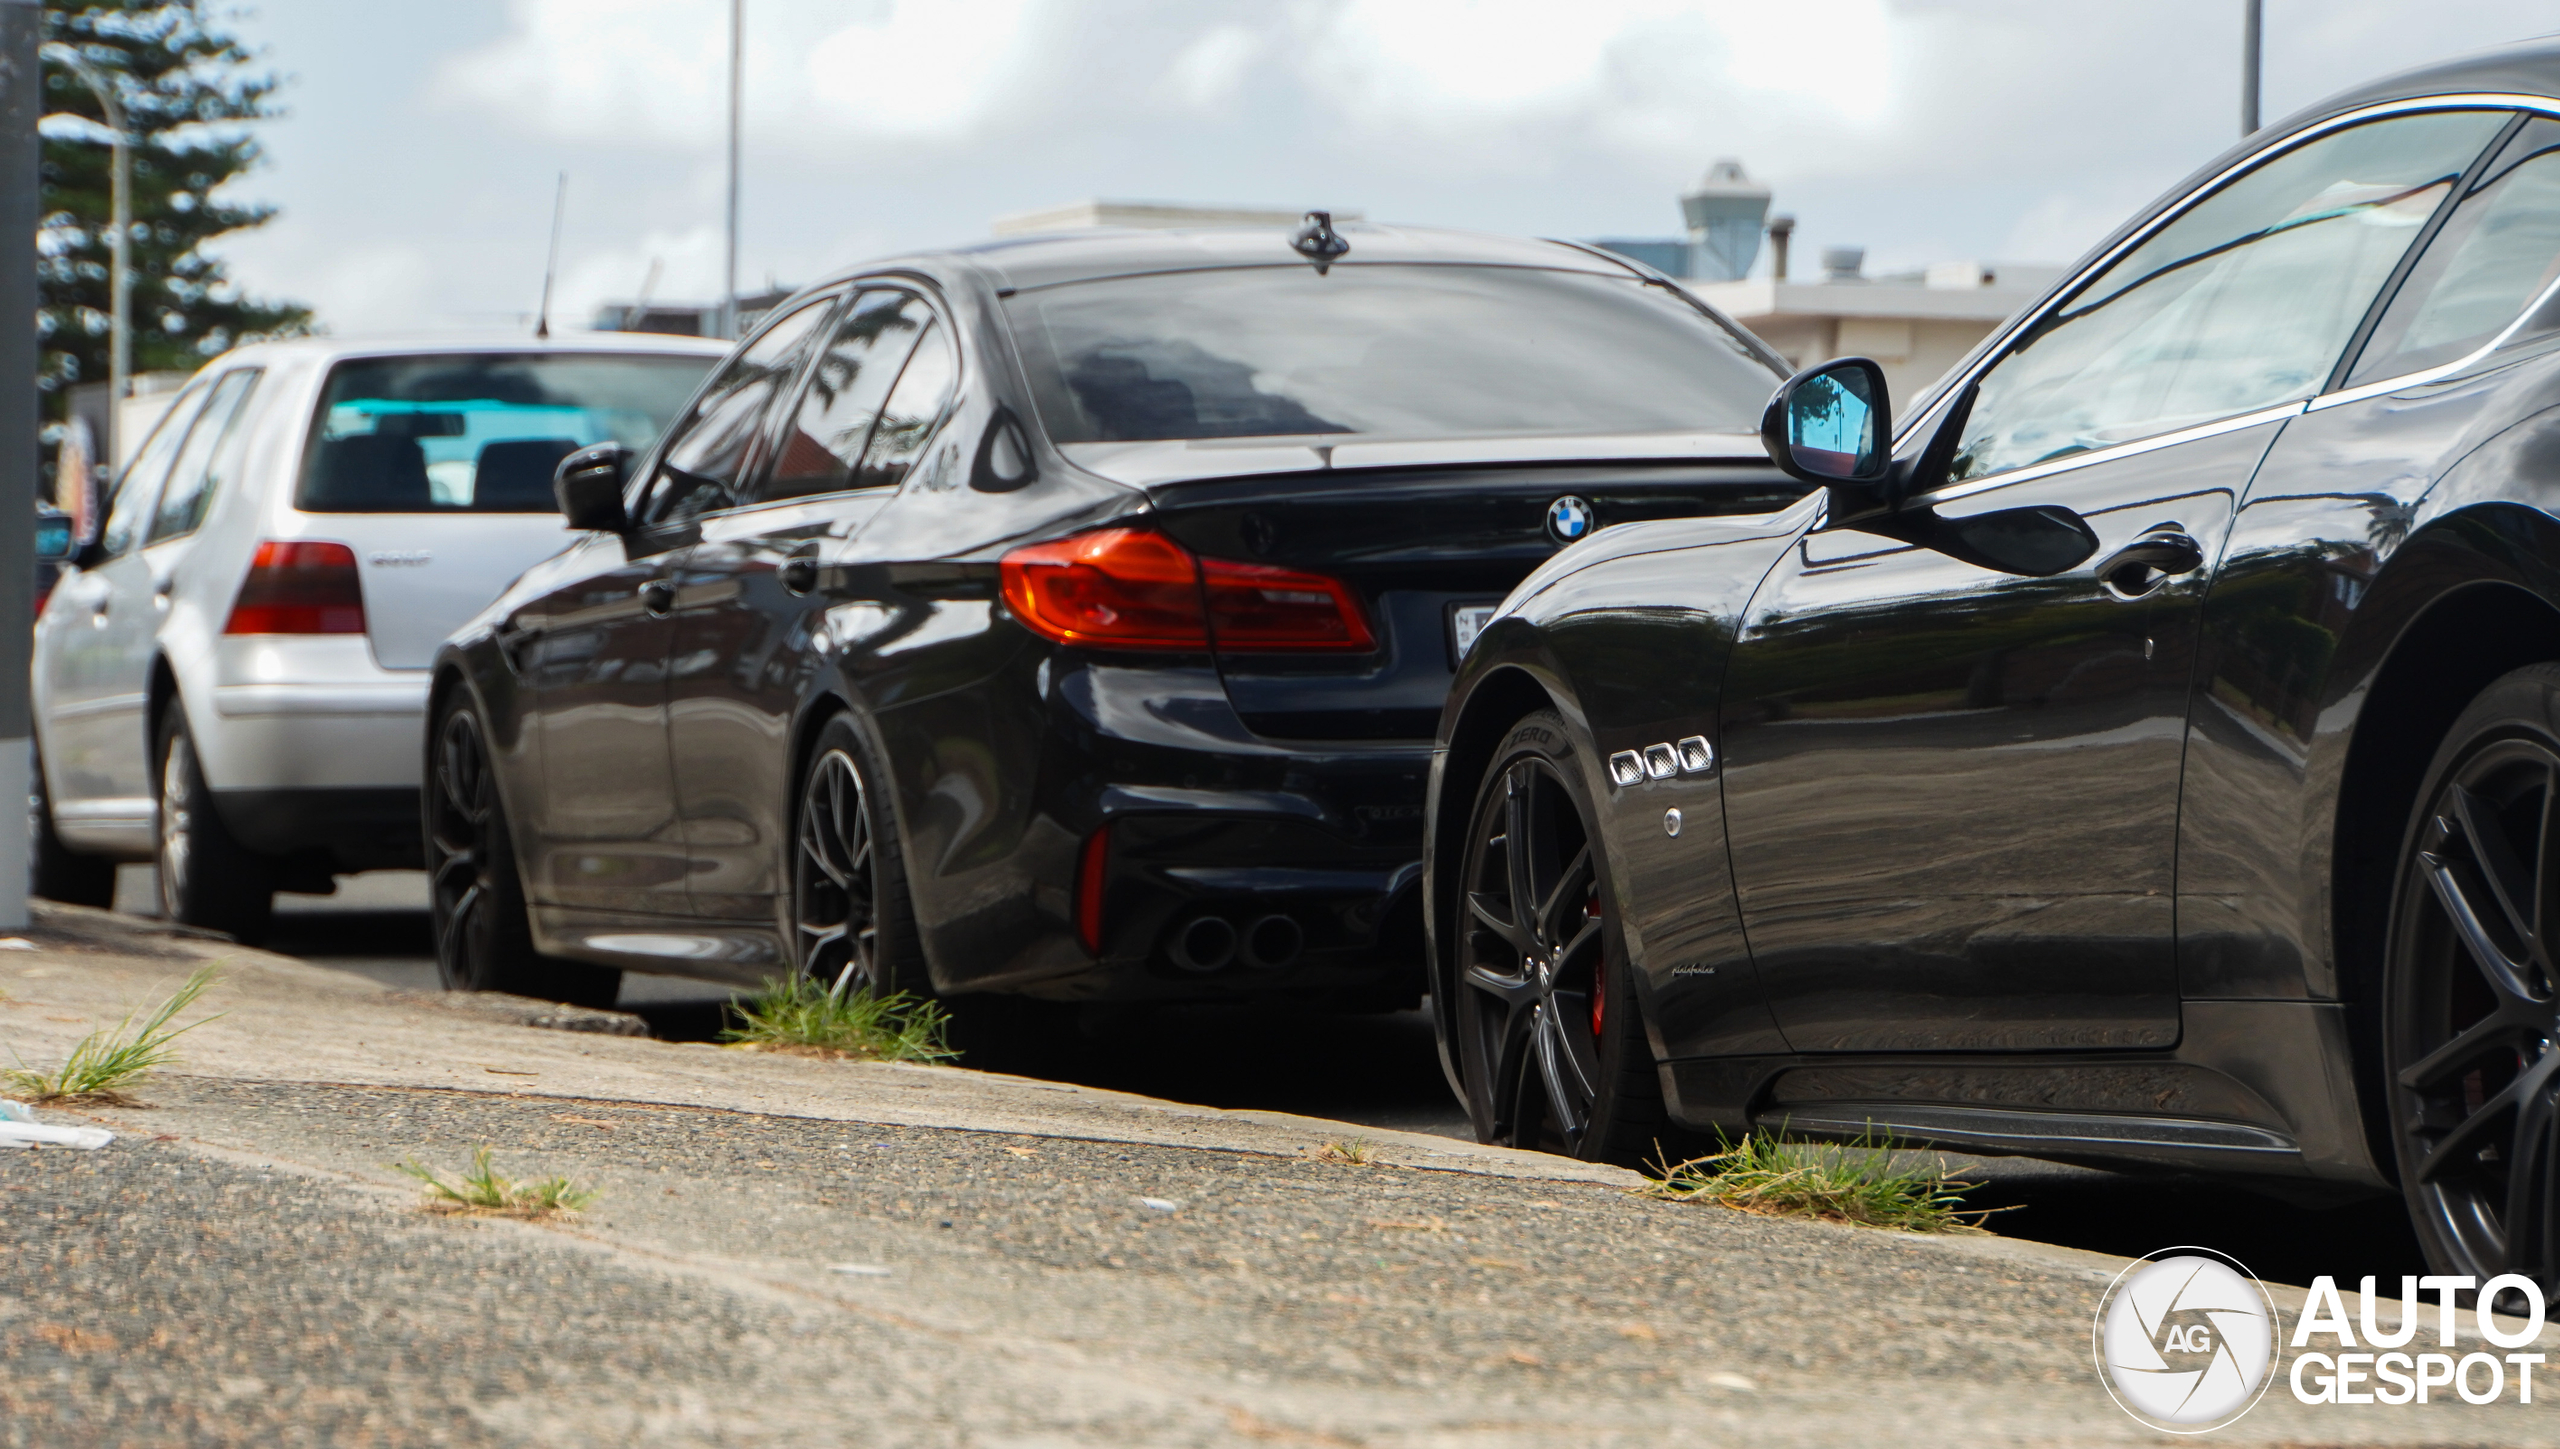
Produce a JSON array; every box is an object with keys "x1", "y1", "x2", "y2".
[
  {"x1": 2094, "y1": 1247, "x2": 2276, "y2": 1433},
  {"x1": 1545, "y1": 495, "x2": 1594, "y2": 545}
]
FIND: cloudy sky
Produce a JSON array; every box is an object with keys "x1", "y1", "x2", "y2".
[{"x1": 196, "y1": 0, "x2": 2560, "y2": 335}]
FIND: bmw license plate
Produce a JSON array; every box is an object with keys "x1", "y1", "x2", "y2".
[{"x1": 1449, "y1": 604, "x2": 1501, "y2": 666}]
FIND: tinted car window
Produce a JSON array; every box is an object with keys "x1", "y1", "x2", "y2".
[
  {"x1": 645, "y1": 296, "x2": 837, "y2": 523},
  {"x1": 1948, "y1": 110, "x2": 2508, "y2": 484},
  {"x1": 761, "y1": 290, "x2": 928, "y2": 502},
  {"x1": 149, "y1": 368, "x2": 260, "y2": 544},
  {"x1": 99, "y1": 378, "x2": 211, "y2": 557},
  {"x1": 2350, "y1": 118, "x2": 2560, "y2": 383},
  {"x1": 298, "y1": 353, "x2": 713, "y2": 514},
  {"x1": 860, "y1": 318, "x2": 959, "y2": 490},
  {"x1": 1004, "y1": 264, "x2": 1779, "y2": 444}
]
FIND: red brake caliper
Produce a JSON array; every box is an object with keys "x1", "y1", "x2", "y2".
[{"x1": 1587, "y1": 882, "x2": 1606, "y2": 1035}]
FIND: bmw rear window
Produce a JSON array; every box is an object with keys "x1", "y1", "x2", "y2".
[
  {"x1": 1003, "y1": 264, "x2": 1782, "y2": 446},
  {"x1": 296, "y1": 353, "x2": 714, "y2": 513}
]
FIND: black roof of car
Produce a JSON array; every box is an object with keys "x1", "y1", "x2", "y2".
[{"x1": 814, "y1": 223, "x2": 1647, "y2": 297}]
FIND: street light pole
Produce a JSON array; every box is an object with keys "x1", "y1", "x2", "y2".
[
  {"x1": 2241, "y1": 0, "x2": 2262, "y2": 137},
  {"x1": 1, "y1": 0, "x2": 39, "y2": 929},
  {"x1": 43, "y1": 43, "x2": 126, "y2": 469},
  {"x1": 721, "y1": 0, "x2": 741, "y2": 341}
]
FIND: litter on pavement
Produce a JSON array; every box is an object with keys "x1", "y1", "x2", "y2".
[{"x1": 0, "y1": 1098, "x2": 115, "y2": 1149}]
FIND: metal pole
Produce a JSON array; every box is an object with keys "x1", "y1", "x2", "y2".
[
  {"x1": 0, "y1": 0, "x2": 40, "y2": 929},
  {"x1": 722, "y1": 0, "x2": 741, "y2": 341},
  {"x1": 2242, "y1": 0, "x2": 2262, "y2": 137},
  {"x1": 43, "y1": 45, "x2": 125, "y2": 469}
]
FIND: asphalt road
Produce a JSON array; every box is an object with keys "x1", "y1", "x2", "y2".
[{"x1": 108, "y1": 865, "x2": 2432, "y2": 1290}]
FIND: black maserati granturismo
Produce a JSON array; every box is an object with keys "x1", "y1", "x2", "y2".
[
  {"x1": 1429, "y1": 41, "x2": 2560, "y2": 1292},
  {"x1": 426, "y1": 220, "x2": 1803, "y2": 1045}
]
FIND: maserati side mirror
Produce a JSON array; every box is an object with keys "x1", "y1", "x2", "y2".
[
  {"x1": 1926, "y1": 504, "x2": 2100, "y2": 578},
  {"x1": 1761, "y1": 357, "x2": 1891, "y2": 488},
  {"x1": 554, "y1": 442, "x2": 631, "y2": 532}
]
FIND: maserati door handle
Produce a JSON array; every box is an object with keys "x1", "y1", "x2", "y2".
[
  {"x1": 2097, "y1": 529, "x2": 2203, "y2": 600},
  {"x1": 638, "y1": 580, "x2": 677, "y2": 617},
  {"x1": 778, "y1": 557, "x2": 820, "y2": 597}
]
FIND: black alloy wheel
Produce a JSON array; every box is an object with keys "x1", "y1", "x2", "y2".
[
  {"x1": 793, "y1": 716, "x2": 926, "y2": 1000},
  {"x1": 426, "y1": 699, "x2": 619, "y2": 1008},
  {"x1": 1455, "y1": 710, "x2": 1677, "y2": 1163},
  {"x1": 2389, "y1": 663, "x2": 2560, "y2": 1298},
  {"x1": 155, "y1": 701, "x2": 274, "y2": 943}
]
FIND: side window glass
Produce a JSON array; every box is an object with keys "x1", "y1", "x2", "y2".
[
  {"x1": 642, "y1": 294, "x2": 837, "y2": 524},
  {"x1": 859, "y1": 318, "x2": 958, "y2": 490},
  {"x1": 2350, "y1": 118, "x2": 2560, "y2": 383},
  {"x1": 761, "y1": 290, "x2": 930, "y2": 503},
  {"x1": 1948, "y1": 110, "x2": 2508, "y2": 485},
  {"x1": 149, "y1": 369, "x2": 261, "y2": 544},
  {"x1": 99, "y1": 380, "x2": 213, "y2": 558}
]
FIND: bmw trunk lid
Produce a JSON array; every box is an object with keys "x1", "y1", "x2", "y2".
[{"x1": 1081, "y1": 434, "x2": 1807, "y2": 741}]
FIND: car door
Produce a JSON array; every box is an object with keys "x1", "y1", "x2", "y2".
[
  {"x1": 38, "y1": 372, "x2": 233, "y2": 833},
  {"x1": 667, "y1": 287, "x2": 947, "y2": 919},
  {"x1": 2184, "y1": 112, "x2": 2560, "y2": 1000},
  {"x1": 1716, "y1": 107, "x2": 2511, "y2": 1053},
  {"x1": 516, "y1": 296, "x2": 836, "y2": 916}
]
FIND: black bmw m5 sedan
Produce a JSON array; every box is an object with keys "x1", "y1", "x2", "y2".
[
  {"x1": 426, "y1": 221, "x2": 1803, "y2": 1041},
  {"x1": 1427, "y1": 40, "x2": 2560, "y2": 1291}
]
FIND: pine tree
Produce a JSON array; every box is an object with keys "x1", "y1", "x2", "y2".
[{"x1": 37, "y1": 1, "x2": 310, "y2": 424}]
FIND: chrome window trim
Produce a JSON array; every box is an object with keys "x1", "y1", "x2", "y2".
[
  {"x1": 1919, "y1": 402, "x2": 2308, "y2": 508},
  {"x1": 2306, "y1": 249, "x2": 2560, "y2": 410},
  {"x1": 1895, "y1": 93, "x2": 2556, "y2": 499}
]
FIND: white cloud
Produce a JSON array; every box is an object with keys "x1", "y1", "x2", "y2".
[
  {"x1": 803, "y1": 0, "x2": 1035, "y2": 138},
  {"x1": 1159, "y1": 23, "x2": 1262, "y2": 113},
  {"x1": 221, "y1": 0, "x2": 2560, "y2": 335}
]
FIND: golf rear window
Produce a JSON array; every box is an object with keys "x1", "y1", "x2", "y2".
[
  {"x1": 296, "y1": 353, "x2": 713, "y2": 513},
  {"x1": 1004, "y1": 263, "x2": 1782, "y2": 446}
]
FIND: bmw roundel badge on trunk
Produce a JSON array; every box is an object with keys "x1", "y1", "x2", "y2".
[{"x1": 1546, "y1": 495, "x2": 1595, "y2": 545}]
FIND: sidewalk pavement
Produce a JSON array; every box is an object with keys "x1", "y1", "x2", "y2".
[{"x1": 2, "y1": 904, "x2": 2551, "y2": 1447}]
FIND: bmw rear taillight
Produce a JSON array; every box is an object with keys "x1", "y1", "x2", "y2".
[
  {"x1": 224, "y1": 541, "x2": 367, "y2": 635},
  {"x1": 999, "y1": 528, "x2": 1372, "y2": 652},
  {"x1": 999, "y1": 528, "x2": 1207, "y2": 648},
  {"x1": 1200, "y1": 557, "x2": 1374, "y2": 651}
]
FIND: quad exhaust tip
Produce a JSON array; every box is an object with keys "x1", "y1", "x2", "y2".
[
  {"x1": 1170, "y1": 915, "x2": 1238, "y2": 972},
  {"x1": 1242, "y1": 914, "x2": 1303, "y2": 970},
  {"x1": 1166, "y1": 913, "x2": 1304, "y2": 972}
]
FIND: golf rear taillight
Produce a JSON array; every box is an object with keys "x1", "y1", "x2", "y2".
[
  {"x1": 1075, "y1": 824, "x2": 1111, "y2": 954},
  {"x1": 224, "y1": 540, "x2": 367, "y2": 635},
  {"x1": 999, "y1": 527, "x2": 1372, "y2": 652}
]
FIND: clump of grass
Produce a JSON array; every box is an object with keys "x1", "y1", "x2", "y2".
[
  {"x1": 719, "y1": 974, "x2": 956, "y2": 1064},
  {"x1": 1314, "y1": 1138, "x2": 1377, "y2": 1166},
  {"x1": 4, "y1": 965, "x2": 222, "y2": 1106},
  {"x1": 1635, "y1": 1129, "x2": 2002, "y2": 1234},
  {"x1": 398, "y1": 1147, "x2": 596, "y2": 1219}
]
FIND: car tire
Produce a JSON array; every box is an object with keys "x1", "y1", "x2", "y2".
[
  {"x1": 156, "y1": 702, "x2": 275, "y2": 944},
  {"x1": 1450, "y1": 709, "x2": 1685, "y2": 1165},
  {"x1": 30, "y1": 743, "x2": 116, "y2": 908},
  {"x1": 2384, "y1": 662, "x2": 2560, "y2": 1298},
  {"x1": 425, "y1": 695, "x2": 621, "y2": 1009},
  {"x1": 791, "y1": 713, "x2": 1070, "y2": 1071},
  {"x1": 792, "y1": 714, "x2": 930, "y2": 1000}
]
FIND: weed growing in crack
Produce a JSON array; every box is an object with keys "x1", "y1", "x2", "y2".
[
  {"x1": 1636, "y1": 1129, "x2": 2004, "y2": 1234},
  {"x1": 720, "y1": 975, "x2": 956, "y2": 1064},
  {"x1": 4, "y1": 965, "x2": 222, "y2": 1105},
  {"x1": 398, "y1": 1147, "x2": 596, "y2": 1219},
  {"x1": 1314, "y1": 1138, "x2": 1377, "y2": 1166}
]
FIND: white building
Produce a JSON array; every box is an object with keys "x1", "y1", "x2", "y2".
[{"x1": 1690, "y1": 257, "x2": 2066, "y2": 402}]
